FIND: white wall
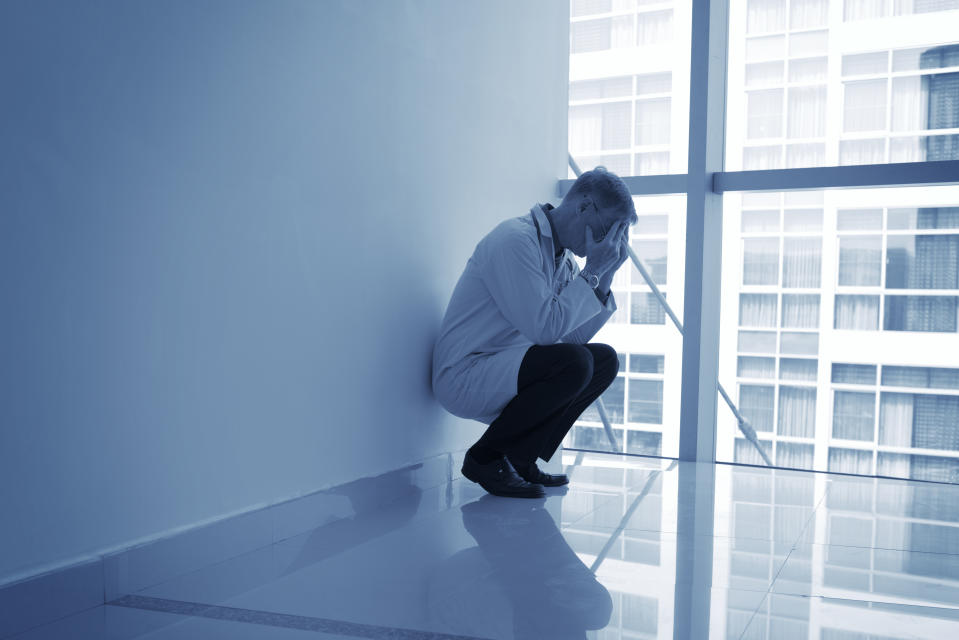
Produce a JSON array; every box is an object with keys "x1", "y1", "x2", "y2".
[{"x1": 0, "y1": 0, "x2": 568, "y2": 584}]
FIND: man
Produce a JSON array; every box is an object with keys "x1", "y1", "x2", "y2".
[{"x1": 432, "y1": 167, "x2": 637, "y2": 498}]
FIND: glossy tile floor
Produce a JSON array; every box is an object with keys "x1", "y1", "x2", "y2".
[{"x1": 11, "y1": 452, "x2": 959, "y2": 639}]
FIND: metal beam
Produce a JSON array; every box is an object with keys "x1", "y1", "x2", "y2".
[
  {"x1": 556, "y1": 173, "x2": 688, "y2": 198},
  {"x1": 679, "y1": 0, "x2": 728, "y2": 463},
  {"x1": 714, "y1": 159, "x2": 959, "y2": 193}
]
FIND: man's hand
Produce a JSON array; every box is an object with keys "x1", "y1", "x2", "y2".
[{"x1": 585, "y1": 220, "x2": 629, "y2": 278}]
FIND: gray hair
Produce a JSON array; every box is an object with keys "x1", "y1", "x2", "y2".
[{"x1": 563, "y1": 166, "x2": 637, "y2": 224}]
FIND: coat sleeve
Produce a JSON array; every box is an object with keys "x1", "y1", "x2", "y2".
[
  {"x1": 561, "y1": 290, "x2": 616, "y2": 344},
  {"x1": 480, "y1": 230, "x2": 604, "y2": 346}
]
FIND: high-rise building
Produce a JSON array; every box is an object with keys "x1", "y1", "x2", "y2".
[{"x1": 564, "y1": 0, "x2": 959, "y2": 484}]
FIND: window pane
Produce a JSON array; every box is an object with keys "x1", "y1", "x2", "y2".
[
  {"x1": 569, "y1": 194, "x2": 684, "y2": 458},
  {"x1": 832, "y1": 363, "x2": 877, "y2": 385},
  {"x1": 635, "y1": 98, "x2": 671, "y2": 145},
  {"x1": 626, "y1": 430, "x2": 662, "y2": 456},
  {"x1": 881, "y1": 365, "x2": 959, "y2": 389},
  {"x1": 631, "y1": 292, "x2": 666, "y2": 324},
  {"x1": 880, "y1": 392, "x2": 959, "y2": 451},
  {"x1": 886, "y1": 235, "x2": 959, "y2": 289},
  {"x1": 780, "y1": 357, "x2": 818, "y2": 381},
  {"x1": 721, "y1": 187, "x2": 959, "y2": 483},
  {"x1": 739, "y1": 330, "x2": 778, "y2": 354},
  {"x1": 835, "y1": 295, "x2": 880, "y2": 329},
  {"x1": 884, "y1": 295, "x2": 958, "y2": 332},
  {"x1": 778, "y1": 386, "x2": 817, "y2": 437},
  {"x1": 739, "y1": 293, "x2": 778, "y2": 327},
  {"x1": 739, "y1": 356, "x2": 776, "y2": 379},
  {"x1": 833, "y1": 390, "x2": 876, "y2": 440},
  {"x1": 740, "y1": 385, "x2": 775, "y2": 432},
  {"x1": 838, "y1": 236, "x2": 882, "y2": 286},
  {"x1": 887, "y1": 206, "x2": 959, "y2": 230},
  {"x1": 727, "y1": 3, "x2": 959, "y2": 169},
  {"x1": 782, "y1": 237, "x2": 822, "y2": 287},
  {"x1": 838, "y1": 208, "x2": 883, "y2": 231},
  {"x1": 780, "y1": 331, "x2": 819, "y2": 355},
  {"x1": 631, "y1": 239, "x2": 667, "y2": 284},
  {"x1": 744, "y1": 238, "x2": 780, "y2": 284},
  {"x1": 782, "y1": 294, "x2": 820, "y2": 328},
  {"x1": 628, "y1": 379, "x2": 663, "y2": 424}
]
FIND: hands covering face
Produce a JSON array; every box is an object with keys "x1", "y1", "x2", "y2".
[{"x1": 585, "y1": 219, "x2": 630, "y2": 277}]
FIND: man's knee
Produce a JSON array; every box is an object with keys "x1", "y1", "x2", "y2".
[
  {"x1": 550, "y1": 343, "x2": 594, "y2": 392},
  {"x1": 588, "y1": 343, "x2": 619, "y2": 383}
]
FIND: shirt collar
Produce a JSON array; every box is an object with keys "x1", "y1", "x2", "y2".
[{"x1": 532, "y1": 203, "x2": 563, "y2": 258}]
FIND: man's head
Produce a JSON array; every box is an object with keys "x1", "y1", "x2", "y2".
[{"x1": 553, "y1": 166, "x2": 637, "y2": 256}]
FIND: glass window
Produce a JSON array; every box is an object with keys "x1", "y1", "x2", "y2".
[
  {"x1": 881, "y1": 365, "x2": 959, "y2": 389},
  {"x1": 739, "y1": 293, "x2": 778, "y2": 327},
  {"x1": 844, "y1": 80, "x2": 888, "y2": 132},
  {"x1": 631, "y1": 239, "x2": 667, "y2": 284},
  {"x1": 838, "y1": 236, "x2": 882, "y2": 286},
  {"x1": 780, "y1": 331, "x2": 819, "y2": 355},
  {"x1": 601, "y1": 376, "x2": 626, "y2": 423},
  {"x1": 571, "y1": 18, "x2": 611, "y2": 54},
  {"x1": 631, "y1": 292, "x2": 666, "y2": 324},
  {"x1": 832, "y1": 363, "x2": 878, "y2": 385},
  {"x1": 742, "y1": 210, "x2": 781, "y2": 232},
  {"x1": 780, "y1": 357, "x2": 818, "y2": 381},
  {"x1": 747, "y1": 89, "x2": 784, "y2": 138},
  {"x1": 626, "y1": 430, "x2": 662, "y2": 456},
  {"x1": 744, "y1": 238, "x2": 780, "y2": 284},
  {"x1": 833, "y1": 390, "x2": 876, "y2": 440},
  {"x1": 788, "y1": 57, "x2": 827, "y2": 82},
  {"x1": 634, "y1": 215, "x2": 668, "y2": 236},
  {"x1": 887, "y1": 207, "x2": 959, "y2": 230},
  {"x1": 834, "y1": 295, "x2": 880, "y2": 330},
  {"x1": 746, "y1": 61, "x2": 785, "y2": 86},
  {"x1": 570, "y1": 75, "x2": 633, "y2": 101},
  {"x1": 791, "y1": 0, "x2": 829, "y2": 28},
  {"x1": 628, "y1": 379, "x2": 663, "y2": 424},
  {"x1": 629, "y1": 354, "x2": 665, "y2": 374},
  {"x1": 880, "y1": 392, "x2": 959, "y2": 451},
  {"x1": 838, "y1": 209, "x2": 883, "y2": 230},
  {"x1": 784, "y1": 209, "x2": 823, "y2": 232},
  {"x1": 782, "y1": 237, "x2": 822, "y2": 287},
  {"x1": 789, "y1": 30, "x2": 828, "y2": 57},
  {"x1": 781, "y1": 294, "x2": 820, "y2": 328},
  {"x1": 777, "y1": 442, "x2": 815, "y2": 467},
  {"x1": 740, "y1": 385, "x2": 776, "y2": 431},
  {"x1": 635, "y1": 98, "x2": 671, "y2": 145},
  {"x1": 739, "y1": 330, "x2": 778, "y2": 354},
  {"x1": 778, "y1": 386, "x2": 817, "y2": 437},
  {"x1": 739, "y1": 356, "x2": 776, "y2": 379},
  {"x1": 747, "y1": 0, "x2": 787, "y2": 33},
  {"x1": 886, "y1": 235, "x2": 959, "y2": 289},
  {"x1": 636, "y1": 10, "x2": 673, "y2": 45},
  {"x1": 883, "y1": 295, "x2": 958, "y2": 332},
  {"x1": 787, "y1": 87, "x2": 826, "y2": 138},
  {"x1": 828, "y1": 447, "x2": 873, "y2": 474}
]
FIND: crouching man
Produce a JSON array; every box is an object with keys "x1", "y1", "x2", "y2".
[{"x1": 432, "y1": 167, "x2": 637, "y2": 498}]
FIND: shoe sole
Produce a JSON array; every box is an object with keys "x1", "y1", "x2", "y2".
[{"x1": 462, "y1": 466, "x2": 546, "y2": 499}]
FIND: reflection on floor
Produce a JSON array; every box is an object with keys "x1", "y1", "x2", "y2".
[{"x1": 10, "y1": 452, "x2": 959, "y2": 639}]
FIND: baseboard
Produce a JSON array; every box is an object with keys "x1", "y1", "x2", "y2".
[{"x1": 0, "y1": 449, "x2": 465, "y2": 639}]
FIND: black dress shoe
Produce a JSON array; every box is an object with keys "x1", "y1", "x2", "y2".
[
  {"x1": 462, "y1": 453, "x2": 546, "y2": 498},
  {"x1": 510, "y1": 459, "x2": 570, "y2": 487}
]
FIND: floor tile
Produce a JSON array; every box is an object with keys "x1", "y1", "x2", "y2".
[
  {"x1": 739, "y1": 592, "x2": 959, "y2": 640},
  {"x1": 7, "y1": 603, "x2": 353, "y2": 639},
  {"x1": 769, "y1": 542, "x2": 959, "y2": 610}
]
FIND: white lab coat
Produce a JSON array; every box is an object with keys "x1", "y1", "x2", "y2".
[{"x1": 431, "y1": 204, "x2": 617, "y2": 424}]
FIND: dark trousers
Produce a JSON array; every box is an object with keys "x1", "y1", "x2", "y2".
[{"x1": 475, "y1": 342, "x2": 619, "y2": 464}]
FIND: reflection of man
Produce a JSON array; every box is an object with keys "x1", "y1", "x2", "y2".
[
  {"x1": 458, "y1": 495, "x2": 613, "y2": 638},
  {"x1": 432, "y1": 167, "x2": 637, "y2": 498}
]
